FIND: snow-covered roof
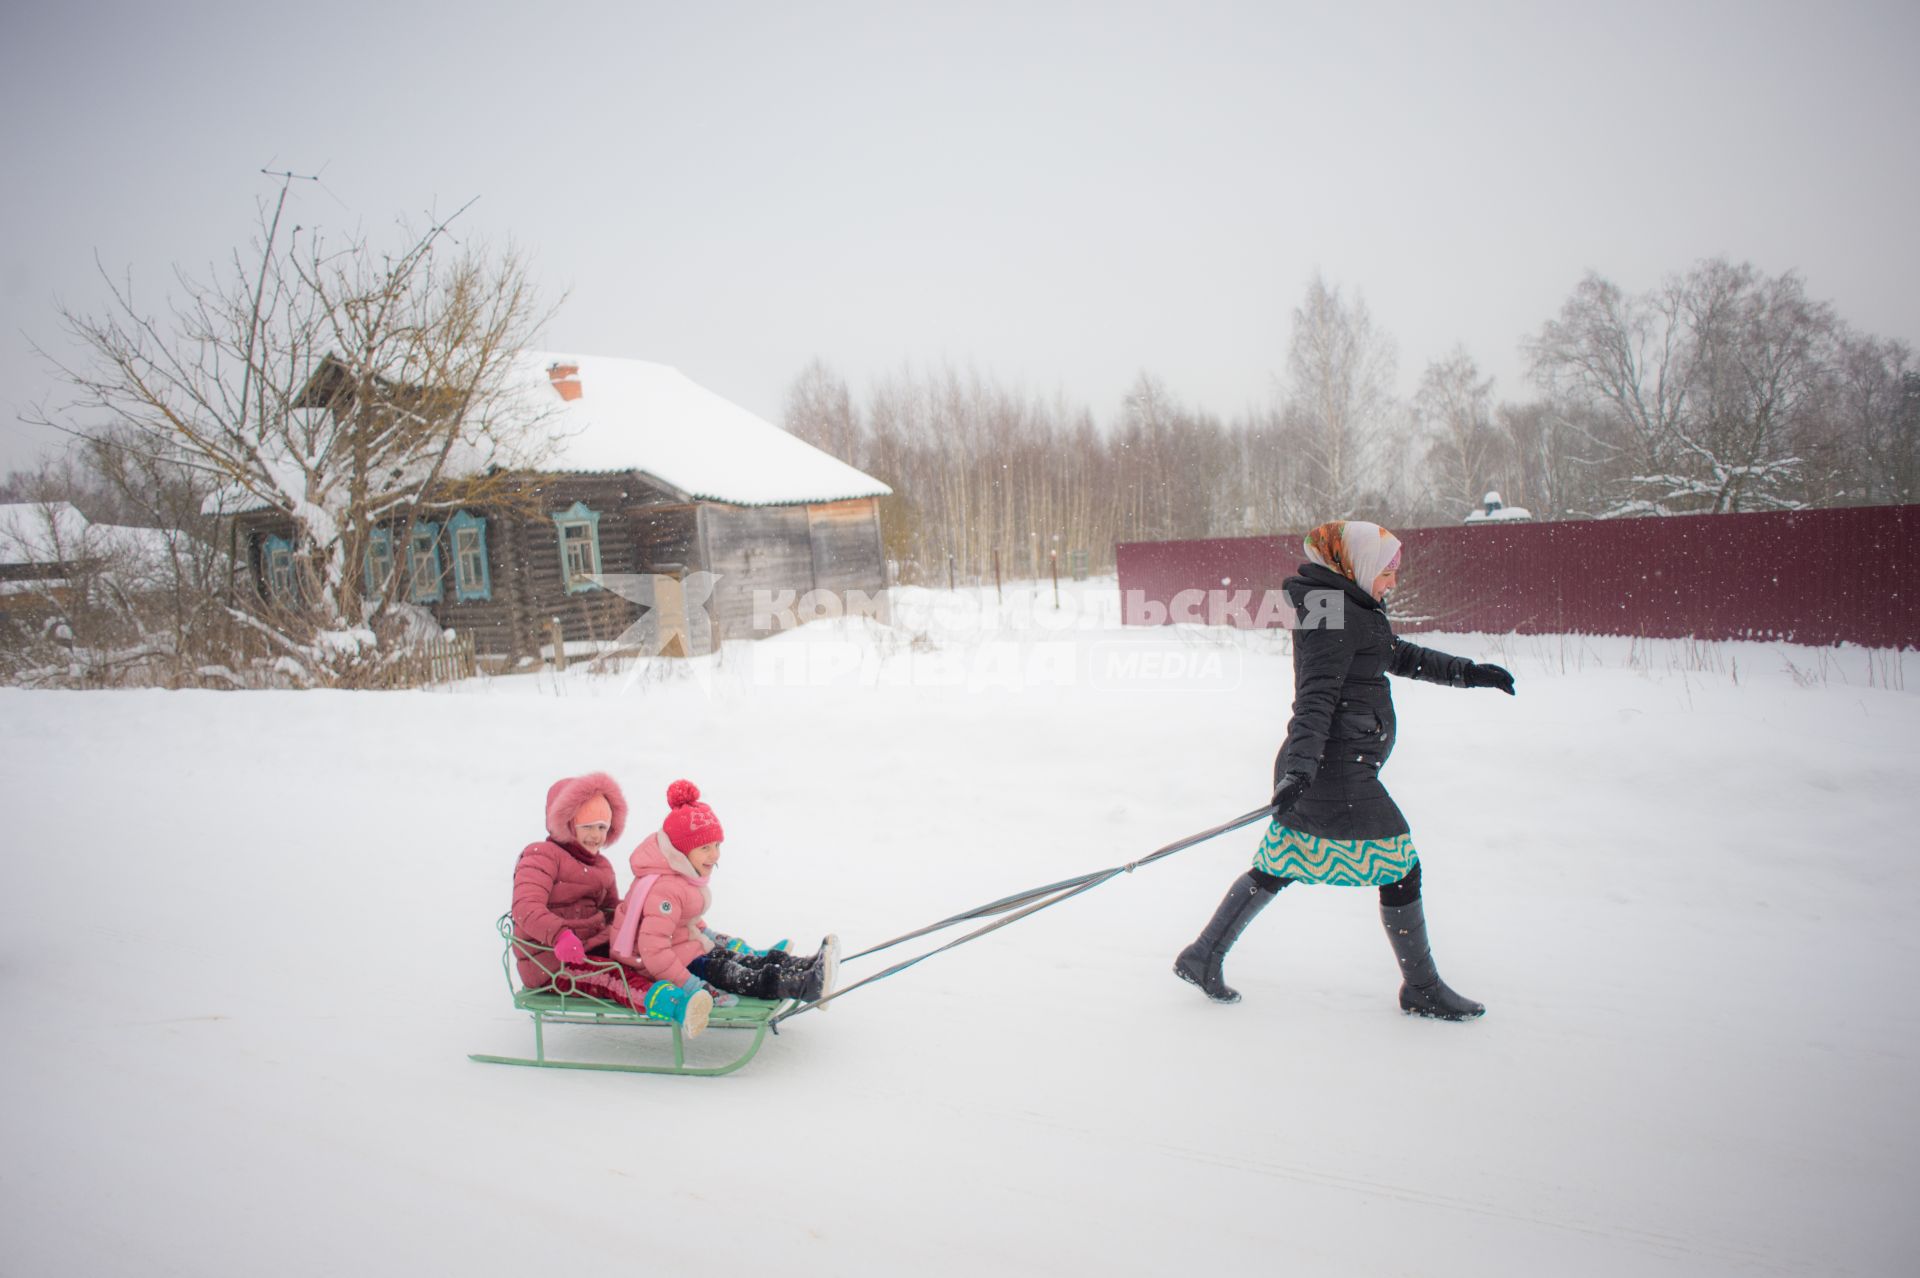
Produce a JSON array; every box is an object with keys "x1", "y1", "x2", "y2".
[
  {"x1": 502, "y1": 352, "x2": 890, "y2": 506},
  {"x1": 0, "y1": 504, "x2": 201, "y2": 594},
  {"x1": 207, "y1": 353, "x2": 891, "y2": 517},
  {"x1": 0, "y1": 502, "x2": 94, "y2": 565}
]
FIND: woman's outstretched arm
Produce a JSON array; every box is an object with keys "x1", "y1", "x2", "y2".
[{"x1": 1389, "y1": 639, "x2": 1514, "y2": 694}]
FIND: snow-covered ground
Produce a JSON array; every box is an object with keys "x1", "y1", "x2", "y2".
[{"x1": 3, "y1": 578, "x2": 1916, "y2": 1276}]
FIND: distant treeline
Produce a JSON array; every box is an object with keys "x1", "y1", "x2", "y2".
[{"x1": 783, "y1": 261, "x2": 1917, "y2": 584}]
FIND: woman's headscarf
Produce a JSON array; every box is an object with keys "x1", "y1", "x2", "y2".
[{"x1": 1304, "y1": 520, "x2": 1403, "y2": 590}]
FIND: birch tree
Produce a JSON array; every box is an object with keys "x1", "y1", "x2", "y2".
[{"x1": 1282, "y1": 274, "x2": 1398, "y2": 518}]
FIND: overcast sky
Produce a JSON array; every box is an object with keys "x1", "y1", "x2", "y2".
[{"x1": 3, "y1": 0, "x2": 1915, "y2": 476}]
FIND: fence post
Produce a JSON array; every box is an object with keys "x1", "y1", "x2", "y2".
[{"x1": 548, "y1": 617, "x2": 566, "y2": 671}]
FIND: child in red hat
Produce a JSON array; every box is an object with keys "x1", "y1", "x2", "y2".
[
  {"x1": 510, "y1": 771, "x2": 713, "y2": 1035},
  {"x1": 611, "y1": 780, "x2": 839, "y2": 1008}
]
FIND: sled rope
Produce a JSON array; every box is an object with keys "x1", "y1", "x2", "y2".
[{"x1": 771, "y1": 804, "x2": 1273, "y2": 1028}]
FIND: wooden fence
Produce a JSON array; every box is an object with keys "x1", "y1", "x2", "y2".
[
  {"x1": 1115, "y1": 505, "x2": 1920, "y2": 649},
  {"x1": 369, "y1": 631, "x2": 477, "y2": 687}
]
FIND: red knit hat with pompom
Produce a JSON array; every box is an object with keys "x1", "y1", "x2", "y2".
[{"x1": 661, "y1": 780, "x2": 724, "y2": 853}]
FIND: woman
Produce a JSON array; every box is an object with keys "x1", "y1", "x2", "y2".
[
  {"x1": 1173, "y1": 520, "x2": 1514, "y2": 1020},
  {"x1": 512, "y1": 770, "x2": 711, "y2": 1033}
]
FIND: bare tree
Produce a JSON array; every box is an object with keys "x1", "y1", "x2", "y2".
[
  {"x1": 34, "y1": 179, "x2": 555, "y2": 684},
  {"x1": 783, "y1": 356, "x2": 863, "y2": 464},
  {"x1": 1527, "y1": 259, "x2": 1869, "y2": 515},
  {"x1": 1890, "y1": 366, "x2": 1920, "y2": 504},
  {"x1": 80, "y1": 430, "x2": 243, "y2": 683},
  {"x1": 1492, "y1": 398, "x2": 1608, "y2": 520},
  {"x1": 1282, "y1": 274, "x2": 1398, "y2": 518},
  {"x1": 1669, "y1": 260, "x2": 1836, "y2": 512},
  {"x1": 1526, "y1": 271, "x2": 1693, "y2": 514},
  {"x1": 1220, "y1": 403, "x2": 1292, "y2": 533},
  {"x1": 1824, "y1": 332, "x2": 1916, "y2": 505},
  {"x1": 1414, "y1": 350, "x2": 1501, "y2": 517}
]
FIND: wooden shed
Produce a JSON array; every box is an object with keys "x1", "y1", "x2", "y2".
[{"x1": 229, "y1": 353, "x2": 891, "y2": 662}]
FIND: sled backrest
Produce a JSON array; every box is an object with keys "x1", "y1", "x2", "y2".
[{"x1": 491, "y1": 913, "x2": 640, "y2": 1017}]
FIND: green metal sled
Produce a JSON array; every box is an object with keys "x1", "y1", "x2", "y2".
[{"x1": 469, "y1": 915, "x2": 789, "y2": 1077}]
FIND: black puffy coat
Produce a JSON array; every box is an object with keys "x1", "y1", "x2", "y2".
[{"x1": 1272, "y1": 563, "x2": 1473, "y2": 841}]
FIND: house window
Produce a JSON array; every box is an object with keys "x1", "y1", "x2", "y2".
[
  {"x1": 449, "y1": 510, "x2": 491, "y2": 602},
  {"x1": 408, "y1": 523, "x2": 444, "y2": 602},
  {"x1": 364, "y1": 528, "x2": 396, "y2": 599},
  {"x1": 264, "y1": 534, "x2": 296, "y2": 605},
  {"x1": 551, "y1": 501, "x2": 602, "y2": 593}
]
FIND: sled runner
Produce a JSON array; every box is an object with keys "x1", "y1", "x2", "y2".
[{"x1": 469, "y1": 915, "x2": 788, "y2": 1077}]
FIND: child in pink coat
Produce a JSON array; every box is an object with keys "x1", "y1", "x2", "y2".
[
  {"x1": 610, "y1": 780, "x2": 839, "y2": 1007},
  {"x1": 511, "y1": 771, "x2": 713, "y2": 1036}
]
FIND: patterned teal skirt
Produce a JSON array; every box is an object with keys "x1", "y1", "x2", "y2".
[{"x1": 1255, "y1": 822, "x2": 1418, "y2": 886}]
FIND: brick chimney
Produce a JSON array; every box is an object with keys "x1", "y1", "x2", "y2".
[{"x1": 547, "y1": 361, "x2": 582, "y2": 402}]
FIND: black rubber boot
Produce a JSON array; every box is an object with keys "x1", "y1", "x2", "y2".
[
  {"x1": 771, "y1": 949, "x2": 826, "y2": 1002},
  {"x1": 1380, "y1": 899, "x2": 1485, "y2": 1020},
  {"x1": 1173, "y1": 871, "x2": 1279, "y2": 1003},
  {"x1": 700, "y1": 948, "x2": 802, "y2": 1000},
  {"x1": 704, "y1": 942, "x2": 835, "y2": 1002}
]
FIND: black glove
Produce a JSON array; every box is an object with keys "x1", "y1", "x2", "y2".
[
  {"x1": 1271, "y1": 771, "x2": 1310, "y2": 817},
  {"x1": 1463, "y1": 662, "x2": 1516, "y2": 695}
]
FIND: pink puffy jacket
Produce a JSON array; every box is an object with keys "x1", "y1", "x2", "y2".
[
  {"x1": 510, "y1": 773, "x2": 629, "y2": 989},
  {"x1": 608, "y1": 830, "x2": 716, "y2": 986}
]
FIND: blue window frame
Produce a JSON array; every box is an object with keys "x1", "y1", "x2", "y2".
[
  {"x1": 550, "y1": 501, "x2": 602, "y2": 593},
  {"x1": 408, "y1": 522, "x2": 444, "y2": 602},
  {"x1": 364, "y1": 528, "x2": 396, "y2": 599},
  {"x1": 263, "y1": 534, "x2": 296, "y2": 604},
  {"x1": 449, "y1": 510, "x2": 492, "y2": 602}
]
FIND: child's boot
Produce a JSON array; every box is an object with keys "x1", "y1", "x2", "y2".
[
  {"x1": 764, "y1": 936, "x2": 838, "y2": 1004},
  {"x1": 701, "y1": 936, "x2": 840, "y2": 1005},
  {"x1": 698, "y1": 947, "x2": 781, "y2": 999},
  {"x1": 644, "y1": 980, "x2": 713, "y2": 1037}
]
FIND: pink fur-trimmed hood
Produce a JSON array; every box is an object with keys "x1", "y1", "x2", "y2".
[{"x1": 544, "y1": 772, "x2": 629, "y2": 845}]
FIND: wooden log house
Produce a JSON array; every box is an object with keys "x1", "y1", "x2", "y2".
[{"x1": 224, "y1": 353, "x2": 891, "y2": 662}]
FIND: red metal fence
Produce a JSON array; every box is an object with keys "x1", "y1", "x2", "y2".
[{"x1": 1115, "y1": 505, "x2": 1920, "y2": 649}]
